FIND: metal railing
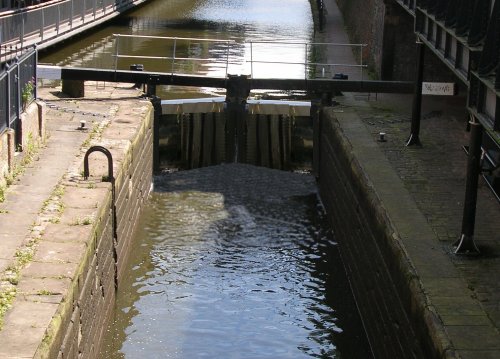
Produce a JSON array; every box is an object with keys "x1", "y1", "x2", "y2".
[
  {"x1": 110, "y1": 35, "x2": 367, "y2": 80},
  {"x1": 248, "y1": 41, "x2": 368, "y2": 80},
  {"x1": 112, "y1": 34, "x2": 234, "y2": 77},
  {"x1": 0, "y1": 0, "x2": 146, "y2": 62},
  {"x1": 0, "y1": 46, "x2": 37, "y2": 138}
]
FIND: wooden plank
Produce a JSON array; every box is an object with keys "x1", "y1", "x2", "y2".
[
  {"x1": 270, "y1": 115, "x2": 282, "y2": 169},
  {"x1": 191, "y1": 113, "x2": 203, "y2": 168},
  {"x1": 215, "y1": 112, "x2": 226, "y2": 164},
  {"x1": 180, "y1": 114, "x2": 191, "y2": 168},
  {"x1": 282, "y1": 115, "x2": 292, "y2": 170},
  {"x1": 202, "y1": 113, "x2": 215, "y2": 167},
  {"x1": 258, "y1": 115, "x2": 270, "y2": 168},
  {"x1": 246, "y1": 114, "x2": 258, "y2": 165}
]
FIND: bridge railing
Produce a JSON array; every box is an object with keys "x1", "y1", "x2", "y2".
[
  {"x1": 112, "y1": 34, "x2": 234, "y2": 78},
  {"x1": 247, "y1": 41, "x2": 368, "y2": 80},
  {"x1": 0, "y1": 46, "x2": 37, "y2": 140},
  {"x1": 0, "y1": 0, "x2": 146, "y2": 62}
]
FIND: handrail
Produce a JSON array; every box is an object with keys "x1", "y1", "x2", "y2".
[
  {"x1": 248, "y1": 40, "x2": 368, "y2": 80},
  {"x1": 112, "y1": 34, "x2": 234, "y2": 77},
  {"x1": 0, "y1": 0, "x2": 148, "y2": 62},
  {"x1": 111, "y1": 35, "x2": 368, "y2": 80}
]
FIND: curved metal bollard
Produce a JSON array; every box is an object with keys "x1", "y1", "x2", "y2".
[{"x1": 83, "y1": 146, "x2": 119, "y2": 290}]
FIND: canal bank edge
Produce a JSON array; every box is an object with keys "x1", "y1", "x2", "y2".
[
  {"x1": 317, "y1": 107, "x2": 500, "y2": 358},
  {"x1": 0, "y1": 84, "x2": 153, "y2": 358}
]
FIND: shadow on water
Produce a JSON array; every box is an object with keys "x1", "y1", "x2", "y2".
[{"x1": 99, "y1": 164, "x2": 372, "y2": 358}]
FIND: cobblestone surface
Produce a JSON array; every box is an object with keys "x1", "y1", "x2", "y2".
[{"x1": 349, "y1": 93, "x2": 500, "y2": 337}]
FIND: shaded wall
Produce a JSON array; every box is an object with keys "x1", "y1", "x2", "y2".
[{"x1": 316, "y1": 108, "x2": 437, "y2": 358}]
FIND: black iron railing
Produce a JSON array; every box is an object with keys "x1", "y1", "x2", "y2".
[{"x1": 0, "y1": 46, "x2": 37, "y2": 141}]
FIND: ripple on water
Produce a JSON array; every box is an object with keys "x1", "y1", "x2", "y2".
[{"x1": 100, "y1": 165, "x2": 370, "y2": 358}]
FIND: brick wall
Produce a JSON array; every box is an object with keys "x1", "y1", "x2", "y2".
[
  {"x1": 335, "y1": 0, "x2": 459, "y2": 82},
  {"x1": 316, "y1": 108, "x2": 433, "y2": 358},
  {"x1": 37, "y1": 103, "x2": 154, "y2": 358}
]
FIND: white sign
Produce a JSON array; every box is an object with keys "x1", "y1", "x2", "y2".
[{"x1": 422, "y1": 82, "x2": 456, "y2": 96}]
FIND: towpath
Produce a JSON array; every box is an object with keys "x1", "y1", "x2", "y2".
[
  {"x1": 321, "y1": 0, "x2": 500, "y2": 357},
  {"x1": 0, "y1": 83, "x2": 145, "y2": 356}
]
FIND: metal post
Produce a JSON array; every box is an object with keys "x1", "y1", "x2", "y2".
[
  {"x1": 455, "y1": 118, "x2": 482, "y2": 255},
  {"x1": 56, "y1": 4, "x2": 60, "y2": 34},
  {"x1": 311, "y1": 98, "x2": 321, "y2": 178},
  {"x1": 146, "y1": 76, "x2": 159, "y2": 97},
  {"x1": 406, "y1": 40, "x2": 425, "y2": 146},
  {"x1": 304, "y1": 43, "x2": 308, "y2": 79},
  {"x1": 250, "y1": 42, "x2": 253, "y2": 78},
  {"x1": 171, "y1": 38, "x2": 177, "y2": 75},
  {"x1": 34, "y1": 45, "x2": 38, "y2": 99},
  {"x1": 151, "y1": 96, "x2": 161, "y2": 174},
  {"x1": 360, "y1": 44, "x2": 364, "y2": 81},
  {"x1": 113, "y1": 35, "x2": 119, "y2": 71},
  {"x1": 225, "y1": 75, "x2": 250, "y2": 163},
  {"x1": 225, "y1": 41, "x2": 230, "y2": 78}
]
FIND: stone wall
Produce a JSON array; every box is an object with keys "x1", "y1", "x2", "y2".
[
  {"x1": 316, "y1": 108, "x2": 435, "y2": 358},
  {"x1": 34, "y1": 102, "x2": 154, "y2": 358},
  {"x1": 0, "y1": 101, "x2": 45, "y2": 191},
  {"x1": 335, "y1": 0, "x2": 387, "y2": 78},
  {"x1": 335, "y1": 0, "x2": 459, "y2": 82}
]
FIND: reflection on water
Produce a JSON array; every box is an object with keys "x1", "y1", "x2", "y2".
[
  {"x1": 100, "y1": 164, "x2": 371, "y2": 358},
  {"x1": 40, "y1": 0, "x2": 314, "y2": 98}
]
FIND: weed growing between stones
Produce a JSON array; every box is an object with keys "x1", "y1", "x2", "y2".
[
  {"x1": 0, "y1": 286, "x2": 17, "y2": 329},
  {"x1": 0, "y1": 181, "x2": 67, "y2": 330}
]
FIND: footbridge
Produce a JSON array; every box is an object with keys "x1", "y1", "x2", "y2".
[{"x1": 37, "y1": 34, "x2": 416, "y2": 170}]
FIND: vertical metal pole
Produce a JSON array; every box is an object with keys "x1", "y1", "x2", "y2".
[
  {"x1": 360, "y1": 44, "x2": 364, "y2": 81},
  {"x1": 225, "y1": 40, "x2": 229, "y2": 78},
  {"x1": 311, "y1": 98, "x2": 321, "y2": 179},
  {"x1": 57, "y1": 4, "x2": 60, "y2": 34},
  {"x1": 151, "y1": 96, "x2": 161, "y2": 174},
  {"x1": 171, "y1": 38, "x2": 177, "y2": 75},
  {"x1": 34, "y1": 45, "x2": 38, "y2": 99},
  {"x1": 70, "y1": 0, "x2": 73, "y2": 28},
  {"x1": 304, "y1": 43, "x2": 308, "y2": 79},
  {"x1": 21, "y1": 14, "x2": 25, "y2": 49},
  {"x1": 455, "y1": 118, "x2": 482, "y2": 254},
  {"x1": 113, "y1": 35, "x2": 119, "y2": 71},
  {"x1": 407, "y1": 40, "x2": 424, "y2": 146},
  {"x1": 250, "y1": 42, "x2": 253, "y2": 78}
]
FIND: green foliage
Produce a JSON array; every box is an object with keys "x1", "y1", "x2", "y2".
[{"x1": 21, "y1": 79, "x2": 35, "y2": 109}]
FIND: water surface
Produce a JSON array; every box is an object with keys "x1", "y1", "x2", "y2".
[{"x1": 100, "y1": 164, "x2": 371, "y2": 358}]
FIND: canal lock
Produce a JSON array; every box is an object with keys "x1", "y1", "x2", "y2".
[{"x1": 155, "y1": 76, "x2": 314, "y2": 171}]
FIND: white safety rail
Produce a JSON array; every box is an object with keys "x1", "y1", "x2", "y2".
[
  {"x1": 113, "y1": 34, "x2": 234, "y2": 77},
  {"x1": 248, "y1": 41, "x2": 368, "y2": 80},
  {"x1": 111, "y1": 34, "x2": 367, "y2": 80}
]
